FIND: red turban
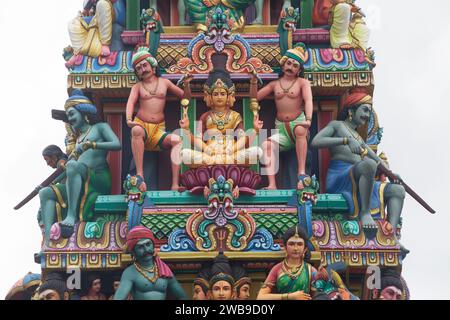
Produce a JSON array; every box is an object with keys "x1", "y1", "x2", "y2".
[
  {"x1": 342, "y1": 88, "x2": 373, "y2": 109},
  {"x1": 126, "y1": 226, "x2": 173, "y2": 278}
]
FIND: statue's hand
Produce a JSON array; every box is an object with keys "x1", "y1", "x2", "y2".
[
  {"x1": 389, "y1": 173, "x2": 402, "y2": 184},
  {"x1": 204, "y1": 145, "x2": 215, "y2": 156},
  {"x1": 232, "y1": 186, "x2": 240, "y2": 199},
  {"x1": 179, "y1": 115, "x2": 190, "y2": 130},
  {"x1": 289, "y1": 290, "x2": 312, "y2": 301},
  {"x1": 253, "y1": 114, "x2": 264, "y2": 132},
  {"x1": 126, "y1": 120, "x2": 139, "y2": 128},
  {"x1": 348, "y1": 137, "x2": 362, "y2": 154}
]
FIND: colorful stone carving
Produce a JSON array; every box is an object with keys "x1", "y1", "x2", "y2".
[{"x1": 114, "y1": 226, "x2": 187, "y2": 300}]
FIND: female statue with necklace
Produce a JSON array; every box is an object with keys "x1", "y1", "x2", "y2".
[
  {"x1": 257, "y1": 225, "x2": 318, "y2": 300},
  {"x1": 180, "y1": 69, "x2": 263, "y2": 167}
]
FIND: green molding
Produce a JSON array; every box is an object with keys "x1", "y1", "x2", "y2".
[{"x1": 95, "y1": 192, "x2": 348, "y2": 213}]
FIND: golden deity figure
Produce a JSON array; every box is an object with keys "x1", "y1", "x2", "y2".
[{"x1": 179, "y1": 69, "x2": 263, "y2": 168}]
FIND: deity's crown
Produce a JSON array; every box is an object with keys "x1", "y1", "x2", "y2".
[{"x1": 204, "y1": 78, "x2": 235, "y2": 94}]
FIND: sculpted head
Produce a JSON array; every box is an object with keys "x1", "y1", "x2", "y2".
[
  {"x1": 208, "y1": 253, "x2": 235, "y2": 300},
  {"x1": 87, "y1": 276, "x2": 102, "y2": 295},
  {"x1": 204, "y1": 69, "x2": 236, "y2": 109},
  {"x1": 64, "y1": 90, "x2": 99, "y2": 129},
  {"x1": 42, "y1": 145, "x2": 66, "y2": 169},
  {"x1": 38, "y1": 273, "x2": 69, "y2": 300},
  {"x1": 282, "y1": 225, "x2": 311, "y2": 262},
  {"x1": 338, "y1": 89, "x2": 373, "y2": 127},
  {"x1": 209, "y1": 274, "x2": 235, "y2": 300},
  {"x1": 372, "y1": 269, "x2": 404, "y2": 300},
  {"x1": 132, "y1": 47, "x2": 159, "y2": 80},
  {"x1": 232, "y1": 265, "x2": 251, "y2": 300},
  {"x1": 193, "y1": 269, "x2": 210, "y2": 300},
  {"x1": 280, "y1": 43, "x2": 308, "y2": 78},
  {"x1": 126, "y1": 226, "x2": 158, "y2": 264}
]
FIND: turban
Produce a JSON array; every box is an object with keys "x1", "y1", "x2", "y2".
[
  {"x1": 283, "y1": 43, "x2": 309, "y2": 65},
  {"x1": 126, "y1": 226, "x2": 173, "y2": 278},
  {"x1": 343, "y1": 88, "x2": 373, "y2": 108},
  {"x1": 380, "y1": 269, "x2": 404, "y2": 291},
  {"x1": 132, "y1": 47, "x2": 158, "y2": 69},
  {"x1": 64, "y1": 89, "x2": 97, "y2": 115},
  {"x1": 38, "y1": 273, "x2": 67, "y2": 299}
]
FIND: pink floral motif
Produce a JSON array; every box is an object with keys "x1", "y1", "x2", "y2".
[
  {"x1": 50, "y1": 223, "x2": 61, "y2": 240},
  {"x1": 312, "y1": 220, "x2": 325, "y2": 237},
  {"x1": 98, "y1": 51, "x2": 119, "y2": 66},
  {"x1": 353, "y1": 49, "x2": 367, "y2": 64},
  {"x1": 320, "y1": 48, "x2": 344, "y2": 63}
]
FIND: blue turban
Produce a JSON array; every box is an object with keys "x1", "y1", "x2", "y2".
[{"x1": 64, "y1": 89, "x2": 97, "y2": 115}]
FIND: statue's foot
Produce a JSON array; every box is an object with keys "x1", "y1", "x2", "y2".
[
  {"x1": 339, "y1": 43, "x2": 353, "y2": 50},
  {"x1": 139, "y1": 181, "x2": 147, "y2": 192},
  {"x1": 101, "y1": 45, "x2": 111, "y2": 57},
  {"x1": 263, "y1": 184, "x2": 277, "y2": 190},
  {"x1": 65, "y1": 54, "x2": 79, "y2": 68},
  {"x1": 171, "y1": 184, "x2": 186, "y2": 192},
  {"x1": 251, "y1": 18, "x2": 263, "y2": 25},
  {"x1": 59, "y1": 217, "x2": 76, "y2": 238},
  {"x1": 361, "y1": 213, "x2": 378, "y2": 231}
]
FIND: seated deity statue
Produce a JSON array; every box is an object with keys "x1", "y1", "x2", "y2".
[
  {"x1": 66, "y1": 0, "x2": 126, "y2": 67},
  {"x1": 329, "y1": 0, "x2": 370, "y2": 50},
  {"x1": 180, "y1": 69, "x2": 262, "y2": 168}
]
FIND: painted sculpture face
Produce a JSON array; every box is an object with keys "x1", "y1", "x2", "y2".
[
  {"x1": 210, "y1": 280, "x2": 233, "y2": 300},
  {"x1": 113, "y1": 281, "x2": 120, "y2": 292},
  {"x1": 236, "y1": 283, "x2": 251, "y2": 300},
  {"x1": 44, "y1": 155, "x2": 59, "y2": 169},
  {"x1": 193, "y1": 285, "x2": 207, "y2": 300},
  {"x1": 133, "y1": 238, "x2": 155, "y2": 263},
  {"x1": 38, "y1": 289, "x2": 62, "y2": 300},
  {"x1": 91, "y1": 279, "x2": 102, "y2": 294},
  {"x1": 66, "y1": 107, "x2": 85, "y2": 130},
  {"x1": 352, "y1": 103, "x2": 372, "y2": 127},
  {"x1": 286, "y1": 236, "x2": 307, "y2": 260},
  {"x1": 135, "y1": 59, "x2": 154, "y2": 81},
  {"x1": 282, "y1": 57, "x2": 301, "y2": 77},
  {"x1": 211, "y1": 88, "x2": 228, "y2": 109},
  {"x1": 379, "y1": 286, "x2": 403, "y2": 300}
]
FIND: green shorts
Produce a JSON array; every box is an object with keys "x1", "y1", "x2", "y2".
[{"x1": 269, "y1": 112, "x2": 306, "y2": 152}]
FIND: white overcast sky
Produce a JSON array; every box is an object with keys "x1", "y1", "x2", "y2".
[{"x1": 0, "y1": 0, "x2": 449, "y2": 299}]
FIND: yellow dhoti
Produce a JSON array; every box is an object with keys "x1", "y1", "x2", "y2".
[
  {"x1": 68, "y1": 0, "x2": 114, "y2": 57},
  {"x1": 134, "y1": 117, "x2": 169, "y2": 152}
]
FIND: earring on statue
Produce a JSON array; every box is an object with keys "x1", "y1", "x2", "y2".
[{"x1": 85, "y1": 115, "x2": 90, "y2": 124}]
